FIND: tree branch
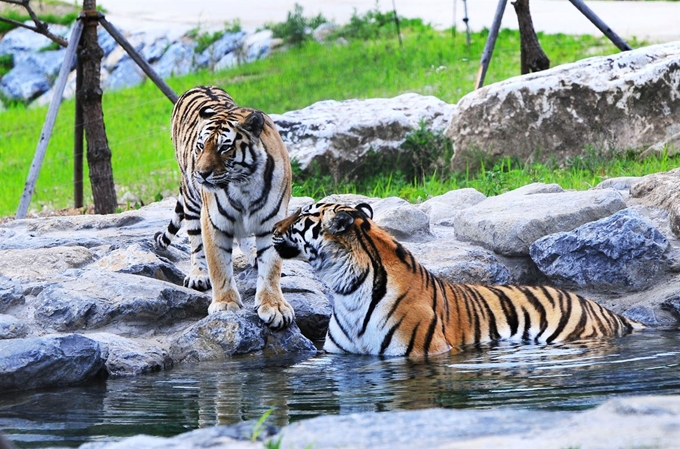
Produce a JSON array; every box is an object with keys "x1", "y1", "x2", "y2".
[{"x1": 0, "y1": 0, "x2": 69, "y2": 47}]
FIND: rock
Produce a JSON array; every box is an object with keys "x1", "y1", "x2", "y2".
[
  {"x1": 88, "y1": 332, "x2": 173, "y2": 377},
  {"x1": 661, "y1": 295, "x2": 680, "y2": 319},
  {"x1": 34, "y1": 269, "x2": 210, "y2": 333},
  {"x1": 594, "y1": 176, "x2": 641, "y2": 191},
  {"x1": 419, "y1": 188, "x2": 487, "y2": 225},
  {"x1": 242, "y1": 30, "x2": 273, "y2": 63},
  {"x1": 197, "y1": 31, "x2": 245, "y2": 68},
  {"x1": 0, "y1": 61, "x2": 51, "y2": 102},
  {"x1": 640, "y1": 131, "x2": 680, "y2": 159},
  {"x1": 0, "y1": 334, "x2": 104, "y2": 391},
  {"x1": 530, "y1": 208, "x2": 669, "y2": 291},
  {"x1": 453, "y1": 183, "x2": 627, "y2": 256},
  {"x1": 0, "y1": 26, "x2": 57, "y2": 55},
  {"x1": 105, "y1": 58, "x2": 145, "y2": 91},
  {"x1": 0, "y1": 314, "x2": 28, "y2": 339},
  {"x1": 141, "y1": 36, "x2": 170, "y2": 64},
  {"x1": 0, "y1": 276, "x2": 24, "y2": 313},
  {"x1": 447, "y1": 41, "x2": 680, "y2": 172},
  {"x1": 629, "y1": 168, "x2": 680, "y2": 238},
  {"x1": 271, "y1": 93, "x2": 456, "y2": 181},
  {"x1": 372, "y1": 197, "x2": 434, "y2": 242},
  {"x1": 312, "y1": 23, "x2": 339, "y2": 42},
  {"x1": 0, "y1": 246, "x2": 95, "y2": 282},
  {"x1": 153, "y1": 41, "x2": 196, "y2": 78},
  {"x1": 79, "y1": 421, "x2": 271, "y2": 449},
  {"x1": 169, "y1": 310, "x2": 316, "y2": 363}
]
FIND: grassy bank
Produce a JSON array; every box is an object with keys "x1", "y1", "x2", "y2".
[{"x1": 0, "y1": 17, "x2": 667, "y2": 217}]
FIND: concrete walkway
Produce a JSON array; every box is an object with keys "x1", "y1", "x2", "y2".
[{"x1": 96, "y1": 0, "x2": 680, "y2": 43}]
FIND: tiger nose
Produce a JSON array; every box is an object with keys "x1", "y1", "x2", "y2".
[{"x1": 196, "y1": 170, "x2": 210, "y2": 181}]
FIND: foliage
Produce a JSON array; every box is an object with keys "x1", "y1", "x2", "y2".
[
  {"x1": 251, "y1": 408, "x2": 274, "y2": 441},
  {"x1": 400, "y1": 121, "x2": 454, "y2": 182},
  {"x1": 263, "y1": 3, "x2": 326, "y2": 46},
  {"x1": 0, "y1": 8, "x2": 78, "y2": 34},
  {"x1": 0, "y1": 11, "x2": 653, "y2": 216},
  {"x1": 0, "y1": 53, "x2": 12, "y2": 77}
]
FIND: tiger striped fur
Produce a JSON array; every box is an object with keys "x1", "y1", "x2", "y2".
[
  {"x1": 155, "y1": 85, "x2": 294, "y2": 329},
  {"x1": 273, "y1": 202, "x2": 644, "y2": 356}
]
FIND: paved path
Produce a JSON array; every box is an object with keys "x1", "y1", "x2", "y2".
[{"x1": 97, "y1": 0, "x2": 680, "y2": 43}]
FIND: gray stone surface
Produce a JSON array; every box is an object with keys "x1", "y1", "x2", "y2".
[
  {"x1": 153, "y1": 41, "x2": 196, "y2": 78},
  {"x1": 88, "y1": 332, "x2": 173, "y2": 377},
  {"x1": 0, "y1": 276, "x2": 24, "y2": 313},
  {"x1": 271, "y1": 93, "x2": 456, "y2": 181},
  {"x1": 630, "y1": 168, "x2": 680, "y2": 238},
  {"x1": 0, "y1": 314, "x2": 27, "y2": 339},
  {"x1": 447, "y1": 41, "x2": 680, "y2": 172},
  {"x1": 0, "y1": 61, "x2": 51, "y2": 102},
  {"x1": 0, "y1": 334, "x2": 104, "y2": 391},
  {"x1": 372, "y1": 197, "x2": 434, "y2": 242},
  {"x1": 418, "y1": 188, "x2": 487, "y2": 225},
  {"x1": 170, "y1": 311, "x2": 317, "y2": 363},
  {"x1": 530, "y1": 208, "x2": 669, "y2": 291},
  {"x1": 453, "y1": 183, "x2": 627, "y2": 256}
]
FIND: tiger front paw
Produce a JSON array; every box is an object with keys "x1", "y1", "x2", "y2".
[
  {"x1": 207, "y1": 289, "x2": 243, "y2": 315},
  {"x1": 183, "y1": 271, "x2": 212, "y2": 292},
  {"x1": 256, "y1": 293, "x2": 295, "y2": 330}
]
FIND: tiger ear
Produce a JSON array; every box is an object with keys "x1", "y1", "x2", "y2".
[
  {"x1": 199, "y1": 107, "x2": 216, "y2": 118},
  {"x1": 355, "y1": 203, "x2": 373, "y2": 219},
  {"x1": 243, "y1": 111, "x2": 265, "y2": 138},
  {"x1": 328, "y1": 211, "x2": 355, "y2": 235}
]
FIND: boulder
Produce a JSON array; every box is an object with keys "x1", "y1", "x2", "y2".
[
  {"x1": 0, "y1": 246, "x2": 95, "y2": 282},
  {"x1": 0, "y1": 334, "x2": 104, "y2": 391},
  {"x1": 169, "y1": 310, "x2": 317, "y2": 363},
  {"x1": 371, "y1": 197, "x2": 434, "y2": 242},
  {"x1": 0, "y1": 276, "x2": 24, "y2": 313},
  {"x1": 447, "y1": 41, "x2": 680, "y2": 172},
  {"x1": 241, "y1": 30, "x2": 274, "y2": 63},
  {"x1": 530, "y1": 208, "x2": 669, "y2": 291},
  {"x1": 105, "y1": 58, "x2": 145, "y2": 91},
  {"x1": 196, "y1": 31, "x2": 245, "y2": 68},
  {"x1": 418, "y1": 188, "x2": 487, "y2": 225},
  {"x1": 0, "y1": 314, "x2": 28, "y2": 339},
  {"x1": 33, "y1": 269, "x2": 210, "y2": 333},
  {"x1": 153, "y1": 41, "x2": 196, "y2": 78},
  {"x1": 629, "y1": 168, "x2": 680, "y2": 238},
  {"x1": 0, "y1": 25, "x2": 60, "y2": 55},
  {"x1": 453, "y1": 183, "x2": 626, "y2": 256},
  {"x1": 271, "y1": 93, "x2": 456, "y2": 181},
  {"x1": 0, "y1": 61, "x2": 51, "y2": 102},
  {"x1": 88, "y1": 332, "x2": 173, "y2": 377}
]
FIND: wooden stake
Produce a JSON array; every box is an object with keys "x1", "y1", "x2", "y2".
[
  {"x1": 568, "y1": 0, "x2": 632, "y2": 51},
  {"x1": 475, "y1": 0, "x2": 508, "y2": 89}
]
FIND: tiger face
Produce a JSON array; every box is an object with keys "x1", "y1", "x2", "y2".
[
  {"x1": 193, "y1": 108, "x2": 265, "y2": 192},
  {"x1": 273, "y1": 202, "x2": 374, "y2": 262}
]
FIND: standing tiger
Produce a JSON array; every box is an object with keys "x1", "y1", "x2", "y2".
[
  {"x1": 155, "y1": 85, "x2": 294, "y2": 329},
  {"x1": 272, "y1": 202, "x2": 644, "y2": 356}
]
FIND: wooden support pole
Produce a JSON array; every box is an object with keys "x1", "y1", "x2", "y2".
[
  {"x1": 391, "y1": 0, "x2": 403, "y2": 48},
  {"x1": 98, "y1": 17, "x2": 179, "y2": 104},
  {"x1": 74, "y1": 41, "x2": 84, "y2": 209},
  {"x1": 16, "y1": 19, "x2": 84, "y2": 219},
  {"x1": 568, "y1": 0, "x2": 632, "y2": 51},
  {"x1": 475, "y1": 0, "x2": 508, "y2": 89}
]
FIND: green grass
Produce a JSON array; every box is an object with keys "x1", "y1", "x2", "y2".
[{"x1": 0, "y1": 23, "x2": 659, "y2": 217}]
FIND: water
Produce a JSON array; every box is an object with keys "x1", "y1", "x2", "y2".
[{"x1": 2, "y1": 329, "x2": 680, "y2": 448}]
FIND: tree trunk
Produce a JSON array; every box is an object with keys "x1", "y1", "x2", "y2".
[
  {"x1": 78, "y1": 0, "x2": 117, "y2": 214},
  {"x1": 512, "y1": 0, "x2": 550, "y2": 74}
]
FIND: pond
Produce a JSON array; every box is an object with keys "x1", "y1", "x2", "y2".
[{"x1": 2, "y1": 328, "x2": 680, "y2": 448}]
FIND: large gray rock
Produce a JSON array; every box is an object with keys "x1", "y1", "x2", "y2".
[
  {"x1": 88, "y1": 332, "x2": 173, "y2": 377},
  {"x1": 153, "y1": 41, "x2": 196, "y2": 78},
  {"x1": 418, "y1": 188, "x2": 487, "y2": 225},
  {"x1": 0, "y1": 25, "x2": 58, "y2": 55},
  {"x1": 0, "y1": 61, "x2": 51, "y2": 102},
  {"x1": 0, "y1": 246, "x2": 95, "y2": 282},
  {"x1": 196, "y1": 31, "x2": 246, "y2": 68},
  {"x1": 0, "y1": 276, "x2": 24, "y2": 313},
  {"x1": 0, "y1": 314, "x2": 28, "y2": 339},
  {"x1": 630, "y1": 168, "x2": 680, "y2": 238},
  {"x1": 105, "y1": 58, "x2": 145, "y2": 91},
  {"x1": 272, "y1": 93, "x2": 456, "y2": 181},
  {"x1": 0, "y1": 334, "x2": 104, "y2": 391},
  {"x1": 453, "y1": 183, "x2": 627, "y2": 256},
  {"x1": 276, "y1": 395, "x2": 680, "y2": 449},
  {"x1": 33, "y1": 269, "x2": 210, "y2": 333},
  {"x1": 372, "y1": 197, "x2": 434, "y2": 242},
  {"x1": 448, "y1": 41, "x2": 680, "y2": 172},
  {"x1": 530, "y1": 208, "x2": 669, "y2": 291},
  {"x1": 170, "y1": 310, "x2": 317, "y2": 363}
]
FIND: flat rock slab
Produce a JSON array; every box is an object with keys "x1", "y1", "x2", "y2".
[
  {"x1": 0, "y1": 334, "x2": 104, "y2": 391},
  {"x1": 453, "y1": 183, "x2": 627, "y2": 256}
]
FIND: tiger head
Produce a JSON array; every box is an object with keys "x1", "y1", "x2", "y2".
[
  {"x1": 273, "y1": 202, "x2": 375, "y2": 266},
  {"x1": 192, "y1": 107, "x2": 266, "y2": 191}
]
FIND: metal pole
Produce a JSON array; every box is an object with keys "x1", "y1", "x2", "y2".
[
  {"x1": 16, "y1": 19, "x2": 84, "y2": 219},
  {"x1": 474, "y1": 0, "x2": 507, "y2": 89},
  {"x1": 98, "y1": 16, "x2": 179, "y2": 103},
  {"x1": 568, "y1": 0, "x2": 632, "y2": 51},
  {"x1": 74, "y1": 37, "x2": 84, "y2": 209}
]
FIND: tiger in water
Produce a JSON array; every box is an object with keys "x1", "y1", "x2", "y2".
[
  {"x1": 272, "y1": 202, "x2": 644, "y2": 356},
  {"x1": 155, "y1": 86, "x2": 294, "y2": 329}
]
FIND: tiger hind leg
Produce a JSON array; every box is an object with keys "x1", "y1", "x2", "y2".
[
  {"x1": 253, "y1": 233, "x2": 294, "y2": 330},
  {"x1": 155, "y1": 197, "x2": 211, "y2": 291}
]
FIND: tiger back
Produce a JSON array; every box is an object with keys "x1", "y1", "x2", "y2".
[
  {"x1": 273, "y1": 202, "x2": 644, "y2": 356},
  {"x1": 156, "y1": 86, "x2": 294, "y2": 329}
]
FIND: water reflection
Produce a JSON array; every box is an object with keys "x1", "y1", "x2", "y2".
[{"x1": 1, "y1": 329, "x2": 679, "y2": 448}]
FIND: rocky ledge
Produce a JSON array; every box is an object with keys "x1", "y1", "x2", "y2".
[
  {"x1": 78, "y1": 395, "x2": 680, "y2": 449},
  {"x1": 2, "y1": 171, "x2": 680, "y2": 392}
]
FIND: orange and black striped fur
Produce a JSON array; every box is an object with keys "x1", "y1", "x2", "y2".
[
  {"x1": 273, "y1": 202, "x2": 643, "y2": 356},
  {"x1": 155, "y1": 86, "x2": 294, "y2": 329}
]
